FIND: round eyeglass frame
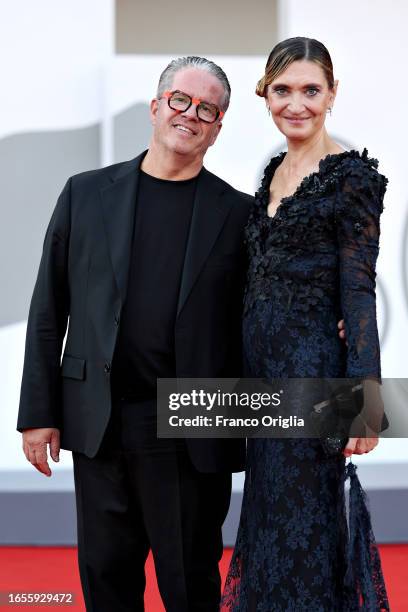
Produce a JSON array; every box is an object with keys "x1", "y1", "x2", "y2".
[{"x1": 162, "y1": 90, "x2": 225, "y2": 123}]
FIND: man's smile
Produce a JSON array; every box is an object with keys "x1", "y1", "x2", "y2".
[{"x1": 173, "y1": 123, "x2": 197, "y2": 135}]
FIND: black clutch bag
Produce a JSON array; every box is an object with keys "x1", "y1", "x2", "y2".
[{"x1": 310, "y1": 382, "x2": 364, "y2": 456}]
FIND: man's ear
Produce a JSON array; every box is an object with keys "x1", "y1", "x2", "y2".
[
  {"x1": 150, "y1": 98, "x2": 159, "y2": 125},
  {"x1": 209, "y1": 121, "x2": 223, "y2": 147}
]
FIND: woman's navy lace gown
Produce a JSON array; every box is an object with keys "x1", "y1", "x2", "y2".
[{"x1": 222, "y1": 150, "x2": 389, "y2": 611}]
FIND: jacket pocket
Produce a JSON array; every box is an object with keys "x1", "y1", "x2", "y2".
[{"x1": 61, "y1": 355, "x2": 86, "y2": 380}]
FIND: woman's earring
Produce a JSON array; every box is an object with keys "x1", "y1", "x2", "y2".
[
  {"x1": 267, "y1": 106, "x2": 271, "y2": 116},
  {"x1": 327, "y1": 107, "x2": 332, "y2": 115}
]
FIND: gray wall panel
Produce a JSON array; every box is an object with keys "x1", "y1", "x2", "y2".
[
  {"x1": 114, "y1": 103, "x2": 151, "y2": 163},
  {"x1": 1, "y1": 477, "x2": 407, "y2": 545},
  {"x1": 0, "y1": 127, "x2": 100, "y2": 327},
  {"x1": 116, "y1": 0, "x2": 278, "y2": 55}
]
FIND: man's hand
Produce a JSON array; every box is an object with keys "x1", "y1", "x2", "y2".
[
  {"x1": 337, "y1": 319, "x2": 347, "y2": 343},
  {"x1": 22, "y1": 428, "x2": 60, "y2": 477}
]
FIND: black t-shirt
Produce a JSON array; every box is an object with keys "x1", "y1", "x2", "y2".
[{"x1": 111, "y1": 169, "x2": 199, "y2": 400}]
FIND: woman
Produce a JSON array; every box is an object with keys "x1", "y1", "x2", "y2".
[{"x1": 222, "y1": 38, "x2": 389, "y2": 611}]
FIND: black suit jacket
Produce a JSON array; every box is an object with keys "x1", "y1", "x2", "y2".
[{"x1": 17, "y1": 152, "x2": 253, "y2": 472}]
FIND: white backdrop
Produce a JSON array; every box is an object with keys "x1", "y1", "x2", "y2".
[{"x1": 0, "y1": 0, "x2": 407, "y2": 484}]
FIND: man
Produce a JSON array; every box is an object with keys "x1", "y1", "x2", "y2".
[{"x1": 17, "y1": 56, "x2": 251, "y2": 611}]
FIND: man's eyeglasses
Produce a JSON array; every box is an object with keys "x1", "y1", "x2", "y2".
[{"x1": 161, "y1": 90, "x2": 225, "y2": 124}]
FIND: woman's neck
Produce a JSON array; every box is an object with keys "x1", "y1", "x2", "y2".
[{"x1": 283, "y1": 130, "x2": 343, "y2": 176}]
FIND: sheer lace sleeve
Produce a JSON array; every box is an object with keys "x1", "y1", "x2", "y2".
[{"x1": 335, "y1": 152, "x2": 387, "y2": 380}]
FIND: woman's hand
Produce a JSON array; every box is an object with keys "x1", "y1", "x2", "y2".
[
  {"x1": 337, "y1": 319, "x2": 347, "y2": 344},
  {"x1": 343, "y1": 383, "x2": 384, "y2": 458},
  {"x1": 343, "y1": 435, "x2": 379, "y2": 458}
]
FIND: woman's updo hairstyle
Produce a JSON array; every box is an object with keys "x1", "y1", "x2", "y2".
[{"x1": 256, "y1": 36, "x2": 334, "y2": 98}]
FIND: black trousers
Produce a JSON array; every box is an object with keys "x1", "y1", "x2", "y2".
[{"x1": 72, "y1": 400, "x2": 232, "y2": 612}]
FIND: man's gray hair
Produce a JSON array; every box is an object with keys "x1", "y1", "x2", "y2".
[{"x1": 157, "y1": 56, "x2": 231, "y2": 112}]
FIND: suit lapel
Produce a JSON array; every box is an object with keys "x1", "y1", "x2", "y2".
[
  {"x1": 100, "y1": 156, "x2": 232, "y2": 314},
  {"x1": 177, "y1": 168, "x2": 232, "y2": 317},
  {"x1": 100, "y1": 153, "x2": 145, "y2": 304}
]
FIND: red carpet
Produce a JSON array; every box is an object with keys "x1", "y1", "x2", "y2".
[{"x1": 0, "y1": 545, "x2": 406, "y2": 610}]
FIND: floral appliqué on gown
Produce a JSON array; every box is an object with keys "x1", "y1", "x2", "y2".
[{"x1": 221, "y1": 150, "x2": 390, "y2": 611}]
